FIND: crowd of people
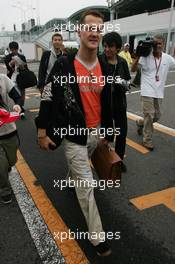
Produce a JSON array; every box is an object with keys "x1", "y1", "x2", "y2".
[{"x1": 0, "y1": 9, "x2": 175, "y2": 257}]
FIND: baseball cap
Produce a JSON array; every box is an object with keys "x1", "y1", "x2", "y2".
[{"x1": 124, "y1": 43, "x2": 130, "y2": 47}]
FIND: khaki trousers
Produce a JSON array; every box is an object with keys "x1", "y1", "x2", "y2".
[
  {"x1": 137, "y1": 96, "x2": 162, "y2": 144},
  {"x1": 63, "y1": 132, "x2": 104, "y2": 246}
]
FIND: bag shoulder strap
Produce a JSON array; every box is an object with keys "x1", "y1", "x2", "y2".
[{"x1": 51, "y1": 55, "x2": 85, "y2": 119}]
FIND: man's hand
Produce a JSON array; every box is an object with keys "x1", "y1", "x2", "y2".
[
  {"x1": 13, "y1": 104, "x2": 21, "y2": 114},
  {"x1": 38, "y1": 136, "x2": 56, "y2": 150}
]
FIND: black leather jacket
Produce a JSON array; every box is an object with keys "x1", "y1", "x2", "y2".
[{"x1": 37, "y1": 52, "x2": 114, "y2": 145}]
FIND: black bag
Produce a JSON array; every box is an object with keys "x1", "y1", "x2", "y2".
[{"x1": 16, "y1": 69, "x2": 37, "y2": 89}]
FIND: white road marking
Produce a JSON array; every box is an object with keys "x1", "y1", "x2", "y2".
[
  {"x1": 165, "y1": 83, "x2": 175, "y2": 88},
  {"x1": 126, "y1": 90, "x2": 141, "y2": 95},
  {"x1": 127, "y1": 112, "x2": 175, "y2": 133},
  {"x1": 131, "y1": 69, "x2": 175, "y2": 77},
  {"x1": 127, "y1": 83, "x2": 175, "y2": 95}
]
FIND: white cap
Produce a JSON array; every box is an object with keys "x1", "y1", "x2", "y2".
[{"x1": 124, "y1": 43, "x2": 130, "y2": 47}]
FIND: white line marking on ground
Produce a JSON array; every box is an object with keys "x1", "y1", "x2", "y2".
[
  {"x1": 126, "y1": 90, "x2": 141, "y2": 95},
  {"x1": 127, "y1": 83, "x2": 175, "y2": 95},
  {"x1": 165, "y1": 83, "x2": 175, "y2": 87},
  {"x1": 131, "y1": 69, "x2": 175, "y2": 76},
  {"x1": 127, "y1": 112, "x2": 175, "y2": 133}
]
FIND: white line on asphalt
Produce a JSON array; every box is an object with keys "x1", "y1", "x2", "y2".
[
  {"x1": 126, "y1": 90, "x2": 141, "y2": 95},
  {"x1": 165, "y1": 83, "x2": 175, "y2": 87},
  {"x1": 9, "y1": 167, "x2": 66, "y2": 264},
  {"x1": 131, "y1": 70, "x2": 175, "y2": 76},
  {"x1": 127, "y1": 83, "x2": 175, "y2": 95},
  {"x1": 127, "y1": 112, "x2": 175, "y2": 133}
]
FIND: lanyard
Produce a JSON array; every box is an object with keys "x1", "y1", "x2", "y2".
[{"x1": 154, "y1": 55, "x2": 162, "y2": 81}]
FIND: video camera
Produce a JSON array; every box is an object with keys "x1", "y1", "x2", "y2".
[{"x1": 136, "y1": 37, "x2": 157, "y2": 57}]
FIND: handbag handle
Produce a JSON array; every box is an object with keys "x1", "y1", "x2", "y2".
[{"x1": 98, "y1": 141, "x2": 113, "y2": 152}]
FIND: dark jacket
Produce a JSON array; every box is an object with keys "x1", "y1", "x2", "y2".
[
  {"x1": 102, "y1": 54, "x2": 131, "y2": 115},
  {"x1": 102, "y1": 54, "x2": 131, "y2": 83},
  {"x1": 38, "y1": 50, "x2": 64, "y2": 89},
  {"x1": 37, "y1": 50, "x2": 51, "y2": 89},
  {"x1": 37, "y1": 52, "x2": 114, "y2": 146},
  {"x1": 114, "y1": 55, "x2": 131, "y2": 81},
  {"x1": 4, "y1": 53, "x2": 27, "y2": 79}
]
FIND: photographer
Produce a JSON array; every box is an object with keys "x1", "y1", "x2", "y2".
[
  {"x1": 102, "y1": 32, "x2": 131, "y2": 172},
  {"x1": 131, "y1": 35, "x2": 175, "y2": 150}
]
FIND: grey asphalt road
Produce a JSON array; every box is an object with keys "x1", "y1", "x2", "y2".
[{"x1": 0, "y1": 62, "x2": 175, "y2": 264}]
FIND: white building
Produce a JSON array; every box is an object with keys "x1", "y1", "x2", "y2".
[{"x1": 106, "y1": 0, "x2": 175, "y2": 55}]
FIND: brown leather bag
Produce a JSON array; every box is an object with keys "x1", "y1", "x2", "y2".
[{"x1": 91, "y1": 143, "x2": 122, "y2": 183}]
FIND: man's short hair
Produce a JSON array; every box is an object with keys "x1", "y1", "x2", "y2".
[
  {"x1": 154, "y1": 35, "x2": 165, "y2": 43},
  {"x1": 52, "y1": 33, "x2": 63, "y2": 41},
  {"x1": 9, "y1": 41, "x2": 19, "y2": 50},
  {"x1": 79, "y1": 10, "x2": 104, "y2": 25},
  {"x1": 102, "y1": 32, "x2": 122, "y2": 50}
]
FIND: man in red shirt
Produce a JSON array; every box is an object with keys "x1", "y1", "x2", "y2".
[{"x1": 37, "y1": 10, "x2": 113, "y2": 256}]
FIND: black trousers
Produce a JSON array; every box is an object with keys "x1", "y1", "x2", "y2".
[{"x1": 113, "y1": 94, "x2": 128, "y2": 160}]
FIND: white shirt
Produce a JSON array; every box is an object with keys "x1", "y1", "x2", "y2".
[
  {"x1": 11, "y1": 55, "x2": 26, "y2": 84},
  {"x1": 4, "y1": 50, "x2": 9, "y2": 56},
  {"x1": 0, "y1": 74, "x2": 16, "y2": 136},
  {"x1": 139, "y1": 52, "x2": 175, "y2": 98}
]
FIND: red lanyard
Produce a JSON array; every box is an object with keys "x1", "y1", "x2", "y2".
[{"x1": 154, "y1": 55, "x2": 162, "y2": 81}]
